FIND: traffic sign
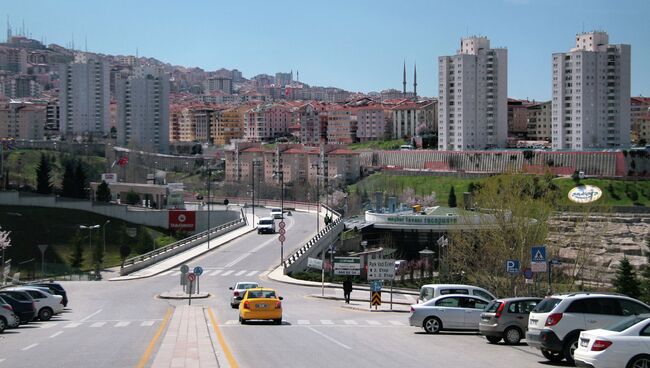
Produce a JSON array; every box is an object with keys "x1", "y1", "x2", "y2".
[
  {"x1": 370, "y1": 280, "x2": 382, "y2": 292},
  {"x1": 279, "y1": 228, "x2": 286, "y2": 235},
  {"x1": 307, "y1": 257, "x2": 323, "y2": 270},
  {"x1": 523, "y1": 268, "x2": 533, "y2": 279},
  {"x1": 278, "y1": 234, "x2": 286, "y2": 243},
  {"x1": 334, "y1": 257, "x2": 361, "y2": 276},
  {"x1": 506, "y1": 260, "x2": 520, "y2": 274},
  {"x1": 279, "y1": 221, "x2": 286, "y2": 229},
  {"x1": 532, "y1": 246, "x2": 546, "y2": 263},
  {"x1": 550, "y1": 258, "x2": 562, "y2": 266},
  {"x1": 187, "y1": 273, "x2": 196, "y2": 282},
  {"x1": 367, "y1": 259, "x2": 396, "y2": 280},
  {"x1": 371, "y1": 291, "x2": 381, "y2": 306},
  {"x1": 180, "y1": 264, "x2": 189, "y2": 274},
  {"x1": 193, "y1": 266, "x2": 203, "y2": 276}
]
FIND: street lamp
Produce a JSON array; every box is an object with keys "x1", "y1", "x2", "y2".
[
  {"x1": 102, "y1": 220, "x2": 110, "y2": 254},
  {"x1": 80, "y1": 224, "x2": 100, "y2": 265},
  {"x1": 251, "y1": 160, "x2": 262, "y2": 228},
  {"x1": 311, "y1": 162, "x2": 321, "y2": 233},
  {"x1": 203, "y1": 165, "x2": 222, "y2": 249},
  {"x1": 272, "y1": 170, "x2": 284, "y2": 266}
]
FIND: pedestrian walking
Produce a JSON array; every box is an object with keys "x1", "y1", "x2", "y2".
[{"x1": 343, "y1": 277, "x2": 353, "y2": 304}]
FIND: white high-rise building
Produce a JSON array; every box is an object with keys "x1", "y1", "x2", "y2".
[
  {"x1": 116, "y1": 67, "x2": 170, "y2": 153},
  {"x1": 59, "y1": 58, "x2": 110, "y2": 137},
  {"x1": 551, "y1": 31, "x2": 631, "y2": 150},
  {"x1": 438, "y1": 36, "x2": 507, "y2": 150}
]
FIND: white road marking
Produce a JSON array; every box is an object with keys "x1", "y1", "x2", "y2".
[
  {"x1": 159, "y1": 270, "x2": 174, "y2": 276},
  {"x1": 307, "y1": 327, "x2": 351, "y2": 349},
  {"x1": 140, "y1": 321, "x2": 155, "y2": 327},
  {"x1": 0, "y1": 358, "x2": 5, "y2": 363},
  {"x1": 22, "y1": 344, "x2": 38, "y2": 351},
  {"x1": 404, "y1": 294, "x2": 416, "y2": 303},
  {"x1": 234, "y1": 270, "x2": 246, "y2": 276},
  {"x1": 209, "y1": 270, "x2": 223, "y2": 276},
  {"x1": 49, "y1": 331, "x2": 63, "y2": 338},
  {"x1": 39, "y1": 322, "x2": 58, "y2": 329},
  {"x1": 221, "y1": 270, "x2": 234, "y2": 276},
  {"x1": 225, "y1": 320, "x2": 238, "y2": 325},
  {"x1": 366, "y1": 320, "x2": 381, "y2": 325},
  {"x1": 246, "y1": 270, "x2": 259, "y2": 276},
  {"x1": 90, "y1": 322, "x2": 106, "y2": 328},
  {"x1": 389, "y1": 321, "x2": 405, "y2": 326},
  {"x1": 296, "y1": 320, "x2": 310, "y2": 325},
  {"x1": 343, "y1": 320, "x2": 357, "y2": 325},
  {"x1": 320, "y1": 320, "x2": 334, "y2": 325},
  {"x1": 224, "y1": 254, "x2": 250, "y2": 268},
  {"x1": 80, "y1": 309, "x2": 103, "y2": 322},
  {"x1": 171, "y1": 271, "x2": 181, "y2": 276},
  {"x1": 115, "y1": 321, "x2": 130, "y2": 327},
  {"x1": 64, "y1": 323, "x2": 82, "y2": 328}
]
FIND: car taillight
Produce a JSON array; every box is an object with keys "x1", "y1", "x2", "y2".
[
  {"x1": 234, "y1": 291, "x2": 240, "y2": 297},
  {"x1": 591, "y1": 340, "x2": 612, "y2": 351},
  {"x1": 2, "y1": 305, "x2": 12, "y2": 311},
  {"x1": 243, "y1": 301, "x2": 250, "y2": 310},
  {"x1": 275, "y1": 301, "x2": 282, "y2": 309},
  {"x1": 495, "y1": 302, "x2": 505, "y2": 318},
  {"x1": 545, "y1": 313, "x2": 563, "y2": 326}
]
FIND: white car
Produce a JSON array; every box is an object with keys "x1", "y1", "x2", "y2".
[
  {"x1": 409, "y1": 294, "x2": 490, "y2": 333},
  {"x1": 574, "y1": 314, "x2": 650, "y2": 368},
  {"x1": 6, "y1": 287, "x2": 64, "y2": 321},
  {"x1": 0, "y1": 296, "x2": 20, "y2": 332},
  {"x1": 229, "y1": 282, "x2": 260, "y2": 308},
  {"x1": 270, "y1": 208, "x2": 283, "y2": 219},
  {"x1": 418, "y1": 283, "x2": 495, "y2": 303}
]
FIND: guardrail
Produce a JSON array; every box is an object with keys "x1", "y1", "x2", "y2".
[{"x1": 120, "y1": 216, "x2": 246, "y2": 275}]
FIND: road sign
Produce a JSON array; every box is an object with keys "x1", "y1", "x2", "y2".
[
  {"x1": 550, "y1": 258, "x2": 562, "y2": 266},
  {"x1": 278, "y1": 234, "x2": 286, "y2": 243},
  {"x1": 523, "y1": 268, "x2": 533, "y2": 279},
  {"x1": 334, "y1": 257, "x2": 361, "y2": 276},
  {"x1": 187, "y1": 273, "x2": 196, "y2": 282},
  {"x1": 370, "y1": 280, "x2": 382, "y2": 292},
  {"x1": 531, "y1": 246, "x2": 547, "y2": 273},
  {"x1": 279, "y1": 221, "x2": 286, "y2": 229},
  {"x1": 525, "y1": 278, "x2": 534, "y2": 284},
  {"x1": 307, "y1": 257, "x2": 323, "y2": 270},
  {"x1": 506, "y1": 260, "x2": 520, "y2": 274},
  {"x1": 367, "y1": 259, "x2": 396, "y2": 280},
  {"x1": 279, "y1": 228, "x2": 286, "y2": 235},
  {"x1": 180, "y1": 264, "x2": 189, "y2": 274},
  {"x1": 371, "y1": 292, "x2": 381, "y2": 306},
  {"x1": 193, "y1": 266, "x2": 203, "y2": 276},
  {"x1": 38, "y1": 244, "x2": 48, "y2": 253}
]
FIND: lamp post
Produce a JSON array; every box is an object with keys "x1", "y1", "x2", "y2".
[
  {"x1": 102, "y1": 220, "x2": 110, "y2": 254},
  {"x1": 80, "y1": 224, "x2": 100, "y2": 265},
  {"x1": 251, "y1": 160, "x2": 262, "y2": 228},
  {"x1": 311, "y1": 162, "x2": 321, "y2": 233},
  {"x1": 273, "y1": 170, "x2": 284, "y2": 266}
]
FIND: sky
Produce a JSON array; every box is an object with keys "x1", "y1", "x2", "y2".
[{"x1": 3, "y1": 0, "x2": 649, "y2": 100}]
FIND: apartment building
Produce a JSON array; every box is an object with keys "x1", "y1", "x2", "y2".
[
  {"x1": 630, "y1": 97, "x2": 650, "y2": 143},
  {"x1": 215, "y1": 106, "x2": 246, "y2": 145},
  {"x1": 355, "y1": 105, "x2": 386, "y2": 141},
  {"x1": 438, "y1": 36, "x2": 508, "y2": 150},
  {"x1": 551, "y1": 31, "x2": 631, "y2": 150},
  {"x1": 392, "y1": 100, "x2": 437, "y2": 139},
  {"x1": 327, "y1": 106, "x2": 356, "y2": 144},
  {"x1": 299, "y1": 102, "x2": 327, "y2": 146},
  {"x1": 527, "y1": 101, "x2": 552, "y2": 142},
  {"x1": 508, "y1": 99, "x2": 534, "y2": 138},
  {"x1": 0, "y1": 100, "x2": 45, "y2": 139}
]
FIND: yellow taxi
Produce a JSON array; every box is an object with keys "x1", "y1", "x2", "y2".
[{"x1": 238, "y1": 287, "x2": 283, "y2": 325}]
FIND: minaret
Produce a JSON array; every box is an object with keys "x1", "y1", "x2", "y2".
[
  {"x1": 413, "y1": 63, "x2": 417, "y2": 101},
  {"x1": 6, "y1": 16, "x2": 11, "y2": 42},
  {"x1": 402, "y1": 60, "x2": 407, "y2": 95}
]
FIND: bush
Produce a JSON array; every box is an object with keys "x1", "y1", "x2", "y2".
[
  {"x1": 125, "y1": 190, "x2": 141, "y2": 205},
  {"x1": 625, "y1": 184, "x2": 639, "y2": 201}
]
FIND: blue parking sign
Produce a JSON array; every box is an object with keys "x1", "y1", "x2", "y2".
[{"x1": 506, "y1": 260, "x2": 520, "y2": 274}]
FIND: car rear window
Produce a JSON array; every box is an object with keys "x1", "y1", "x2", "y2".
[
  {"x1": 440, "y1": 288, "x2": 469, "y2": 295},
  {"x1": 237, "y1": 283, "x2": 258, "y2": 290},
  {"x1": 247, "y1": 290, "x2": 276, "y2": 299},
  {"x1": 259, "y1": 219, "x2": 274, "y2": 225},
  {"x1": 485, "y1": 301, "x2": 503, "y2": 313},
  {"x1": 602, "y1": 315, "x2": 649, "y2": 332},
  {"x1": 533, "y1": 298, "x2": 561, "y2": 313}
]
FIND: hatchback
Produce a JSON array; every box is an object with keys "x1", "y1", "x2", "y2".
[
  {"x1": 0, "y1": 291, "x2": 37, "y2": 324},
  {"x1": 409, "y1": 294, "x2": 490, "y2": 334},
  {"x1": 479, "y1": 297, "x2": 542, "y2": 344},
  {"x1": 29, "y1": 282, "x2": 68, "y2": 307},
  {"x1": 0, "y1": 296, "x2": 20, "y2": 331},
  {"x1": 5, "y1": 287, "x2": 64, "y2": 321}
]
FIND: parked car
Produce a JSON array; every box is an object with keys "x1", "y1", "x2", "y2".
[
  {"x1": 409, "y1": 294, "x2": 490, "y2": 334},
  {"x1": 29, "y1": 282, "x2": 68, "y2": 307},
  {"x1": 257, "y1": 217, "x2": 276, "y2": 234},
  {"x1": 526, "y1": 293, "x2": 650, "y2": 365},
  {"x1": 239, "y1": 287, "x2": 283, "y2": 325},
  {"x1": 270, "y1": 208, "x2": 283, "y2": 219},
  {"x1": 479, "y1": 297, "x2": 542, "y2": 344},
  {"x1": 0, "y1": 291, "x2": 37, "y2": 324},
  {"x1": 229, "y1": 282, "x2": 260, "y2": 308},
  {"x1": 574, "y1": 314, "x2": 650, "y2": 368},
  {"x1": 418, "y1": 284, "x2": 495, "y2": 303},
  {"x1": 5, "y1": 287, "x2": 64, "y2": 321},
  {"x1": 0, "y1": 296, "x2": 20, "y2": 331}
]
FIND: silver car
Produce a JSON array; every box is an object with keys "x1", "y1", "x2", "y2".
[
  {"x1": 409, "y1": 294, "x2": 490, "y2": 334},
  {"x1": 479, "y1": 297, "x2": 542, "y2": 345},
  {"x1": 229, "y1": 282, "x2": 259, "y2": 308}
]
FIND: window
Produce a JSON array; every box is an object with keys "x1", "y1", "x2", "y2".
[
  {"x1": 472, "y1": 290, "x2": 493, "y2": 301},
  {"x1": 618, "y1": 299, "x2": 650, "y2": 316},
  {"x1": 461, "y1": 297, "x2": 488, "y2": 310},
  {"x1": 436, "y1": 297, "x2": 460, "y2": 308},
  {"x1": 534, "y1": 298, "x2": 561, "y2": 313},
  {"x1": 641, "y1": 324, "x2": 650, "y2": 337},
  {"x1": 440, "y1": 288, "x2": 469, "y2": 295}
]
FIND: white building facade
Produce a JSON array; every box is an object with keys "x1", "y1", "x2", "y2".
[
  {"x1": 438, "y1": 37, "x2": 507, "y2": 150},
  {"x1": 551, "y1": 31, "x2": 631, "y2": 150}
]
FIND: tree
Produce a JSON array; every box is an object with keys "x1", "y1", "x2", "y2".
[
  {"x1": 0, "y1": 230, "x2": 12, "y2": 282},
  {"x1": 125, "y1": 190, "x2": 141, "y2": 205},
  {"x1": 35, "y1": 153, "x2": 53, "y2": 194},
  {"x1": 135, "y1": 227, "x2": 154, "y2": 255},
  {"x1": 68, "y1": 231, "x2": 84, "y2": 269},
  {"x1": 612, "y1": 257, "x2": 641, "y2": 299},
  {"x1": 73, "y1": 161, "x2": 87, "y2": 198},
  {"x1": 61, "y1": 161, "x2": 76, "y2": 198},
  {"x1": 96, "y1": 181, "x2": 111, "y2": 202},
  {"x1": 447, "y1": 186, "x2": 457, "y2": 208},
  {"x1": 119, "y1": 245, "x2": 131, "y2": 268},
  {"x1": 640, "y1": 250, "x2": 650, "y2": 304}
]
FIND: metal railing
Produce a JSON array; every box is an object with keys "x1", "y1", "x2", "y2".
[
  {"x1": 283, "y1": 206, "x2": 343, "y2": 269},
  {"x1": 121, "y1": 217, "x2": 245, "y2": 268}
]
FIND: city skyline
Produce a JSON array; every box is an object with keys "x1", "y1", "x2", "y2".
[{"x1": 2, "y1": 0, "x2": 650, "y2": 100}]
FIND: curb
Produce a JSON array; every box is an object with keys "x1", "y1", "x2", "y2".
[
  {"x1": 309, "y1": 294, "x2": 412, "y2": 307},
  {"x1": 158, "y1": 292, "x2": 211, "y2": 300}
]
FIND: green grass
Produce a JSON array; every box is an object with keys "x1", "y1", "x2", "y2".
[
  {"x1": 554, "y1": 178, "x2": 650, "y2": 207},
  {"x1": 348, "y1": 139, "x2": 408, "y2": 151}
]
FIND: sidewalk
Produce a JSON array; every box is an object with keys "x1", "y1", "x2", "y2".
[{"x1": 109, "y1": 214, "x2": 258, "y2": 281}]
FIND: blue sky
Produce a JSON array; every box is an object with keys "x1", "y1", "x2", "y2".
[{"x1": 3, "y1": 0, "x2": 649, "y2": 100}]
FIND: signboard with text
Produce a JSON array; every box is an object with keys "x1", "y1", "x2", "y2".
[
  {"x1": 367, "y1": 259, "x2": 396, "y2": 280},
  {"x1": 334, "y1": 257, "x2": 361, "y2": 276},
  {"x1": 101, "y1": 173, "x2": 118, "y2": 183},
  {"x1": 168, "y1": 210, "x2": 196, "y2": 231}
]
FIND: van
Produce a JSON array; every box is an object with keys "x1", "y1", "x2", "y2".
[
  {"x1": 257, "y1": 217, "x2": 276, "y2": 234},
  {"x1": 418, "y1": 284, "x2": 495, "y2": 303},
  {"x1": 270, "y1": 208, "x2": 283, "y2": 219}
]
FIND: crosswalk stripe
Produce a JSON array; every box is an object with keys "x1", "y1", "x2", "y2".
[
  {"x1": 64, "y1": 323, "x2": 82, "y2": 328},
  {"x1": 246, "y1": 270, "x2": 259, "y2": 276},
  {"x1": 39, "y1": 322, "x2": 58, "y2": 329},
  {"x1": 389, "y1": 321, "x2": 404, "y2": 326},
  {"x1": 90, "y1": 322, "x2": 106, "y2": 328},
  {"x1": 366, "y1": 320, "x2": 381, "y2": 326},
  {"x1": 115, "y1": 321, "x2": 130, "y2": 327},
  {"x1": 225, "y1": 320, "x2": 238, "y2": 325},
  {"x1": 320, "y1": 320, "x2": 334, "y2": 325},
  {"x1": 221, "y1": 270, "x2": 234, "y2": 276},
  {"x1": 159, "y1": 270, "x2": 174, "y2": 276},
  {"x1": 343, "y1": 320, "x2": 357, "y2": 325},
  {"x1": 209, "y1": 270, "x2": 223, "y2": 276},
  {"x1": 140, "y1": 321, "x2": 155, "y2": 327},
  {"x1": 234, "y1": 270, "x2": 246, "y2": 276},
  {"x1": 296, "y1": 320, "x2": 310, "y2": 325}
]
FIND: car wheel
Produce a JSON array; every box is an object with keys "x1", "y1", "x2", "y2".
[
  {"x1": 541, "y1": 349, "x2": 564, "y2": 363},
  {"x1": 486, "y1": 336, "x2": 502, "y2": 344},
  {"x1": 503, "y1": 327, "x2": 522, "y2": 345},
  {"x1": 230, "y1": 303, "x2": 237, "y2": 309},
  {"x1": 239, "y1": 315, "x2": 246, "y2": 325},
  {"x1": 563, "y1": 335, "x2": 579, "y2": 365},
  {"x1": 423, "y1": 317, "x2": 442, "y2": 334},
  {"x1": 38, "y1": 307, "x2": 53, "y2": 321},
  {"x1": 627, "y1": 354, "x2": 650, "y2": 368},
  {"x1": 273, "y1": 318, "x2": 282, "y2": 325},
  {"x1": 0, "y1": 317, "x2": 6, "y2": 333}
]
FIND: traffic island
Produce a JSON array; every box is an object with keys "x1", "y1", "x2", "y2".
[
  {"x1": 309, "y1": 294, "x2": 411, "y2": 312},
  {"x1": 158, "y1": 291, "x2": 211, "y2": 299}
]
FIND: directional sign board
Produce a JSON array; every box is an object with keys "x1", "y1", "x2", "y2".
[
  {"x1": 370, "y1": 280, "x2": 382, "y2": 292},
  {"x1": 334, "y1": 257, "x2": 361, "y2": 276},
  {"x1": 371, "y1": 291, "x2": 381, "y2": 306},
  {"x1": 307, "y1": 257, "x2": 323, "y2": 270},
  {"x1": 531, "y1": 246, "x2": 547, "y2": 273},
  {"x1": 367, "y1": 259, "x2": 396, "y2": 280},
  {"x1": 193, "y1": 266, "x2": 203, "y2": 276},
  {"x1": 506, "y1": 260, "x2": 520, "y2": 274}
]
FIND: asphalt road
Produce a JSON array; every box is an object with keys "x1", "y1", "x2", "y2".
[{"x1": 0, "y1": 210, "x2": 565, "y2": 368}]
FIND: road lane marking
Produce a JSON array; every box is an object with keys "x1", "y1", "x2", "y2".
[
  {"x1": 366, "y1": 320, "x2": 381, "y2": 325},
  {"x1": 159, "y1": 270, "x2": 174, "y2": 276},
  {"x1": 224, "y1": 254, "x2": 249, "y2": 268},
  {"x1": 234, "y1": 270, "x2": 246, "y2": 276},
  {"x1": 225, "y1": 320, "x2": 237, "y2": 325},
  {"x1": 80, "y1": 309, "x2": 103, "y2": 322},
  {"x1": 297, "y1": 320, "x2": 310, "y2": 325},
  {"x1": 246, "y1": 270, "x2": 258, "y2": 276},
  {"x1": 320, "y1": 320, "x2": 334, "y2": 325},
  {"x1": 115, "y1": 321, "x2": 130, "y2": 327},
  {"x1": 209, "y1": 270, "x2": 222, "y2": 276},
  {"x1": 0, "y1": 358, "x2": 5, "y2": 363},
  {"x1": 135, "y1": 307, "x2": 173, "y2": 368},
  {"x1": 90, "y1": 322, "x2": 106, "y2": 328},
  {"x1": 140, "y1": 321, "x2": 155, "y2": 327},
  {"x1": 343, "y1": 320, "x2": 358, "y2": 325},
  {"x1": 49, "y1": 331, "x2": 63, "y2": 338},
  {"x1": 64, "y1": 323, "x2": 82, "y2": 328},
  {"x1": 221, "y1": 270, "x2": 234, "y2": 276},
  {"x1": 207, "y1": 307, "x2": 239, "y2": 368},
  {"x1": 39, "y1": 322, "x2": 58, "y2": 329},
  {"x1": 388, "y1": 320, "x2": 404, "y2": 326},
  {"x1": 307, "y1": 327, "x2": 351, "y2": 349},
  {"x1": 22, "y1": 344, "x2": 38, "y2": 351}
]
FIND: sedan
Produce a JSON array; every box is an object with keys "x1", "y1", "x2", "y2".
[
  {"x1": 574, "y1": 314, "x2": 650, "y2": 368},
  {"x1": 409, "y1": 294, "x2": 490, "y2": 334},
  {"x1": 229, "y1": 282, "x2": 259, "y2": 308},
  {"x1": 239, "y1": 288, "x2": 283, "y2": 325}
]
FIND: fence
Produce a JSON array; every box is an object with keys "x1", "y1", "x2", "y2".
[{"x1": 120, "y1": 212, "x2": 246, "y2": 275}]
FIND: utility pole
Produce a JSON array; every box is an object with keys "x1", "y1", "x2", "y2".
[{"x1": 206, "y1": 168, "x2": 211, "y2": 248}]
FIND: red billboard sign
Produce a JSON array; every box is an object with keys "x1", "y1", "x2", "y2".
[{"x1": 169, "y1": 210, "x2": 196, "y2": 231}]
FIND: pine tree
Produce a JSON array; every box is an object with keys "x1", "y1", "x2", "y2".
[
  {"x1": 68, "y1": 231, "x2": 84, "y2": 269},
  {"x1": 96, "y1": 181, "x2": 111, "y2": 202},
  {"x1": 612, "y1": 257, "x2": 641, "y2": 299},
  {"x1": 35, "y1": 153, "x2": 53, "y2": 194},
  {"x1": 61, "y1": 161, "x2": 76, "y2": 198},
  {"x1": 447, "y1": 186, "x2": 457, "y2": 208},
  {"x1": 640, "y1": 246, "x2": 650, "y2": 304},
  {"x1": 73, "y1": 161, "x2": 87, "y2": 198}
]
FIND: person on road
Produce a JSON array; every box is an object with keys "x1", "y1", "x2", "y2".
[{"x1": 343, "y1": 277, "x2": 353, "y2": 304}]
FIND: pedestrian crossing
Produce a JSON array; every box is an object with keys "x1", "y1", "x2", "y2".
[
  {"x1": 221, "y1": 319, "x2": 407, "y2": 327},
  {"x1": 159, "y1": 269, "x2": 267, "y2": 278},
  {"x1": 34, "y1": 320, "x2": 160, "y2": 330}
]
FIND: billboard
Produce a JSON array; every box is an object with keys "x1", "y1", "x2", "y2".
[{"x1": 169, "y1": 210, "x2": 196, "y2": 231}]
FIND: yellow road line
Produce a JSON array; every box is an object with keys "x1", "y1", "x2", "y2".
[
  {"x1": 135, "y1": 307, "x2": 173, "y2": 368},
  {"x1": 207, "y1": 307, "x2": 239, "y2": 368}
]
